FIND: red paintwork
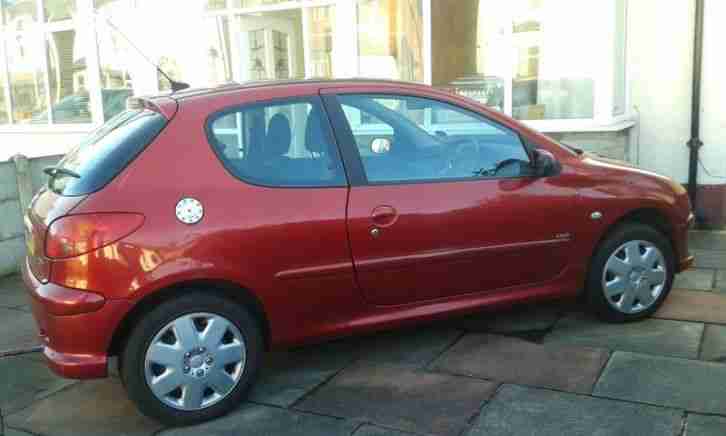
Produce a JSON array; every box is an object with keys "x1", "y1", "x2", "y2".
[{"x1": 21, "y1": 80, "x2": 693, "y2": 379}]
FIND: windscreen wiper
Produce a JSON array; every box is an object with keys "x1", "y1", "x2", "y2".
[{"x1": 43, "y1": 166, "x2": 81, "y2": 179}]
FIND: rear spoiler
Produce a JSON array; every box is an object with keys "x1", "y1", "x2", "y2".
[{"x1": 126, "y1": 96, "x2": 178, "y2": 120}]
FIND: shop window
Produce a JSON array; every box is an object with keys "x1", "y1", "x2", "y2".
[
  {"x1": 307, "y1": 6, "x2": 334, "y2": 78},
  {"x1": 432, "y1": 0, "x2": 627, "y2": 124},
  {"x1": 235, "y1": 0, "x2": 302, "y2": 8},
  {"x1": 46, "y1": 29, "x2": 91, "y2": 123},
  {"x1": 205, "y1": 15, "x2": 234, "y2": 86},
  {"x1": 6, "y1": 31, "x2": 48, "y2": 123},
  {"x1": 0, "y1": 55, "x2": 8, "y2": 124},
  {"x1": 357, "y1": 0, "x2": 423, "y2": 82},
  {"x1": 44, "y1": 0, "x2": 76, "y2": 22},
  {"x1": 2, "y1": 0, "x2": 38, "y2": 26}
]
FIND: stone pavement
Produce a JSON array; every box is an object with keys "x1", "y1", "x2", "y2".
[{"x1": 1, "y1": 232, "x2": 725, "y2": 436}]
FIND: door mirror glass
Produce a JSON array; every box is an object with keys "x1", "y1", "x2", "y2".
[
  {"x1": 370, "y1": 138, "x2": 392, "y2": 154},
  {"x1": 533, "y1": 149, "x2": 560, "y2": 177}
]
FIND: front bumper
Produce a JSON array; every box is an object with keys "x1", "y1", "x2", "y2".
[{"x1": 22, "y1": 258, "x2": 132, "y2": 379}]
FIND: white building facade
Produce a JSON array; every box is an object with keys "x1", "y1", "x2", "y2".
[{"x1": 0, "y1": 0, "x2": 724, "y2": 227}]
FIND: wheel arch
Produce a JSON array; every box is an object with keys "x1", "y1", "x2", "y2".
[{"x1": 108, "y1": 279, "x2": 271, "y2": 358}]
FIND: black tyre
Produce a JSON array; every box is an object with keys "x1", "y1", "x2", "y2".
[
  {"x1": 121, "y1": 292, "x2": 263, "y2": 426},
  {"x1": 586, "y1": 223, "x2": 675, "y2": 322}
]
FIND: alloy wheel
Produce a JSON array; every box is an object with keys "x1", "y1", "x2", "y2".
[
  {"x1": 144, "y1": 312, "x2": 246, "y2": 411},
  {"x1": 601, "y1": 240, "x2": 668, "y2": 314}
]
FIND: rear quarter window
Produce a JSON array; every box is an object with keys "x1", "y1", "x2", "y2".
[{"x1": 49, "y1": 109, "x2": 168, "y2": 196}]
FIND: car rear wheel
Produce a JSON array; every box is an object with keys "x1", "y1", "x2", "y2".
[
  {"x1": 121, "y1": 292, "x2": 262, "y2": 426},
  {"x1": 586, "y1": 223, "x2": 675, "y2": 322}
]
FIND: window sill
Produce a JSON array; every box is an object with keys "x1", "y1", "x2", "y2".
[{"x1": 523, "y1": 115, "x2": 637, "y2": 134}]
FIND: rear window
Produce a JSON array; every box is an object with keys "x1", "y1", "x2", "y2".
[{"x1": 49, "y1": 109, "x2": 167, "y2": 196}]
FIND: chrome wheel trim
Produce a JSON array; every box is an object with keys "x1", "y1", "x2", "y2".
[
  {"x1": 602, "y1": 240, "x2": 668, "y2": 314},
  {"x1": 144, "y1": 312, "x2": 246, "y2": 411}
]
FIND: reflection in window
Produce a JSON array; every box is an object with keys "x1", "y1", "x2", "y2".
[
  {"x1": 96, "y1": 0, "x2": 135, "y2": 121},
  {"x1": 237, "y1": 9, "x2": 303, "y2": 81},
  {"x1": 46, "y1": 29, "x2": 92, "y2": 123},
  {"x1": 44, "y1": 0, "x2": 76, "y2": 22},
  {"x1": 307, "y1": 6, "x2": 334, "y2": 78},
  {"x1": 0, "y1": 64, "x2": 8, "y2": 124},
  {"x1": 6, "y1": 32, "x2": 48, "y2": 123},
  {"x1": 234, "y1": 0, "x2": 302, "y2": 8},
  {"x1": 205, "y1": 16, "x2": 233, "y2": 85},
  {"x1": 2, "y1": 0, "x2": 38, "y2": 25},
  {"x1": 357, "y1": 0, "x2": 423, "y2": 82},
  {"x1": 206, "y1": 0, "x2": 227, "y2": 10}
]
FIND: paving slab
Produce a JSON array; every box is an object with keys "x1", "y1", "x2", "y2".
[
  {"x1": 674, "y1": 268, "x2": 716, "y2": 291},
  {"x1": 295, "y1": 363, "x2": 496, "y2": 436},
  {"x1": 685, "y1": 414, "x2": 726, "y2": 436},
  {"x1": 251, "y1": 327, "x2": 461, "y2": 407},
  {"x1": 0, "y1": 355, "x2": 74, "y2": 415},
  {"x1": 545, "y1": 314, "x2": 703, "y2": 359},
  {"x1": 452, "y1": 302, "x2": 567, "y2": 335},
  {"x1": 594, "y1": 351, "x2": 726, "y2": 414},
  {"x1": 715, "y1": 270, "x2": 726, "y2": 293},
  {"x1": 0, "y1": 275, "x2": 29, "y2": 310},
  {"x1": 691, "y1": 249, "x2": 726, "y2": 269},
  {"x1": 689, "y1": 230, "x2": 726, "y2": 251},
  {"x1": 655, "y1": 289, "x2": 726, "y2": 324},
  {"x1": 6, "y1": 378, "x2": 161, "y2": 436},
  {"x1": 250, "y1": 340, "x2": 361, "y2": 407},
  {"x1": 353, "y1": 424, "x2": 425, "y2": 436},
  {"x1": 159, "y1": 403, "x2": 357, "y2": 436},
  {"x1": 431, "y1": 334, "x2": 609, "y2": 394},
  {"x1": 699, "y1": 324, "x2": 726, "y2": 363},
  {"x1": 470, "y1": 384, "x2": 681, "y2": 436},
  {"x1": 0, "y1": 308, "x2": 38, "y2": 351}
]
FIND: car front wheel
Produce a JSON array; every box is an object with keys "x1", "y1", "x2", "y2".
[
  {"x1": 586, "y1": 223, "x2": 675, "y2": 322},
  {"x1": 121, "y1": 292, "x2": 262, "y2": 426}
]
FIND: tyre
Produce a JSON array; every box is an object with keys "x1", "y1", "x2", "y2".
[
  {"x1": 586, "y1": 223, "x2": 675, "y2": 322},
  {"x1": 121, "y1": 292, "x2": 263, "y2": 426}
]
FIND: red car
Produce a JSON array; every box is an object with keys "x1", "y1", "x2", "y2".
[{"x1": 22, "y1": 79, "x2": 694, "y2": 425}]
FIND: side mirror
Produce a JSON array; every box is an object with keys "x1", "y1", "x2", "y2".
[
  {"x1": 533, "y1": 149, "x2": 560, "y2": 177},
  {"x1": 370, "y1": 137, "x2": 392, "y2": 154}
]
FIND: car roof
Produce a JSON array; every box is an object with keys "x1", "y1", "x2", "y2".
[{"x1": 163, "y1": 78, "x2": 431, "y2": 101}]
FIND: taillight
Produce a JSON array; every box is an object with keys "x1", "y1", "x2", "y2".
[{"x1": 45, "y1": 213, "x2": 144, "y2": 259}]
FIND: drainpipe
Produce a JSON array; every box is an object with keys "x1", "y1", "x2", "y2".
[{"x1": 687, "y1": 0, "x2": 705, "y2": 215}]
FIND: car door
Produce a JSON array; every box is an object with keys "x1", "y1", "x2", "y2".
[{"x1": 322, "y1": 89, "x2": 580, "y2": 306}]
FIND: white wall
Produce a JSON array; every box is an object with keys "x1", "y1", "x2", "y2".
[
  {"x1": 699, "y1": 0, "x2": 726, "y2": 185},
  {"x1": 0, "y1": 130, "x2": 90, "y2": 162},
  {"x1": 627, "y1": 0, "x2": 695, "y2": 184}
]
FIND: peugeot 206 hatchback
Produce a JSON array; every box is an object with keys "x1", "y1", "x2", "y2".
[{"x1": 23, "y1": 79, "x2": 695, "y2": 425}]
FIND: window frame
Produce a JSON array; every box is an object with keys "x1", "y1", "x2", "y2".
[
  {"x1": 323, "y1": 91, "x2": 538, "y2": 187},
  {"x1": 204, "y1": 94, "x2": 350, "y2": 189}
]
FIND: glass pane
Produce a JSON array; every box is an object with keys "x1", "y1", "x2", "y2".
[
  {"x1": 338, "y1": 94, "x2": 532, "y2": 183},
  {"x1": 357, "y1": 0, "x2": 423, "y2": 82},
  {"x1": 0, "y1": 41, "x2": 8, "y2": 124},
  {"x1": 44, "y1": 0, "x2": 76, "y2": 22},
  {"x1": 511, "y1": 0, "x2": 594, "y2": 120},
  {"x1": 234, "y1": 0, "x2": 302, "y2": 8},
  {"x1": 2, "y1": 0, "x2": 38, "y2": 25},
  {"x1": 431, "y1": 0, "x2": 507, "y2": 111},
  {"x1": 613, "y1": 0, "x2": 627, "y2": 116},
  {"x1": 206, "y1": 0, "x2": 227, "y2": 10},
  {"x1": 96, "y1": 0, "x2": 136, "y2": 121},
  {"x1": 6, "y1": 32, "x2": 48, "y2": 124},
  {"x1": 208, "y1": 98, "x2": 346, "y2": 187},
  {"x1": 205, "y1": 15, "x2": 234, "y2": 85},
  {"x1": 307, "y1": 6, "x2": 334, "y2": 78},
  {"x1": 236, "y1": 9, "x2": 304, "y2": 81},
  {"x1": 46, "y1": 29, "x2": 91, "y2": 123}
]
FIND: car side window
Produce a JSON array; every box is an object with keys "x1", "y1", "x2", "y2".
[
  {"x1": 337, "y1": 94, "x2": 534, "y2": 184},
  {"x1": 207, "y1": 97, "x2": 346, "y2": 187}
]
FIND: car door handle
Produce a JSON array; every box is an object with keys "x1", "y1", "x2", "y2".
[{"x1": 371, "y1": 205, "x2": 398, "y2": 228}]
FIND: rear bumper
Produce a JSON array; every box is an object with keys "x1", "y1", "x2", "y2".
[{"x1": 21, "y1": 258, "x2": 132, "y2": 379}]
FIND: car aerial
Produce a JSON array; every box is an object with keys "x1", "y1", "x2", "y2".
[{"x1": 22, "y1": 78, "x2": 695, "y2": 425}]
